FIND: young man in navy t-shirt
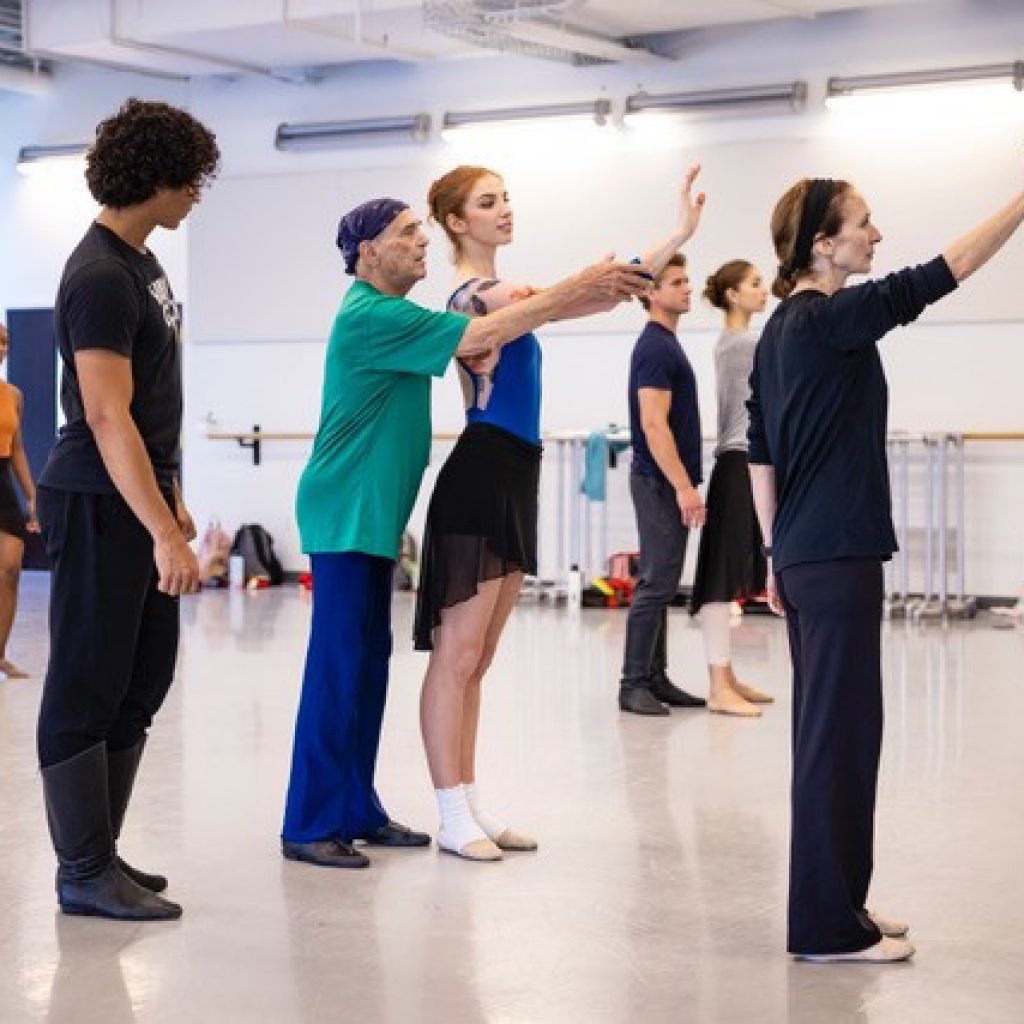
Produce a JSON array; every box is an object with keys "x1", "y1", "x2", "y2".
[{"x1": 620, "y1": 254, "x2": 707, "y2": 715}]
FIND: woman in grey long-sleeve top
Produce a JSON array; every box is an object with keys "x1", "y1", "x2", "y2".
[
  {"x1": 748, "y1": 172, "x2": 1024, "y2": 964},
  {"x1": 690, "y1": 261, "x2": 774, "y2": 717}
]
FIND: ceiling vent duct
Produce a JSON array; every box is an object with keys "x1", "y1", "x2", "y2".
[{"x1": 423, "y1": 1, "x2": 659, "y2": 66}]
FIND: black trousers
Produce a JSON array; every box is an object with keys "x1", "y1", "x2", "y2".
[
  {"x1": 36, "y1": 487, "x2": 179, "y2": 768},
  {"x1": 621, "y1": 473, "x2": 689, "y2": 684},
  {"x1": 776, "y1": 558, "x2": 885, "y2": 955}
]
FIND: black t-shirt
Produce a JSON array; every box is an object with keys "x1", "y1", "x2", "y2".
[
  {"x1": 747, "y1": 256, "x2": 957, "y2": 573},
  {"x1": 41, "y1": 222, "x2": 182, "y2": 493},
  {"x1": 628, "y1": 321, "x2": 703, "y2": 486}
]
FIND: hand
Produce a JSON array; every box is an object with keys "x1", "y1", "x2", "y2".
[
  {"x1": 675, "y1": 485, "x2": 706, "y2": 529},
  {"x1": 578, "y1": 256, "x2": 652, "y2": 305},
  {"x1": 676, "y1": 163, "x2": 706, "y2": 242},
  {"x1": 176, "y1": 500, "x2": 197, "y2": 542},
  {"x1": 154, "y1": 528, "x2": 202, "y2": 596},
  {"x1": 25, "y1": 498, "x2": 40, "y2": 534},
  {"x1": 463, "y1": 348, "x2": 500, "y2": 376},
  {"x1": 765, "y1": 564, "x2": 784, "y2": 617}
]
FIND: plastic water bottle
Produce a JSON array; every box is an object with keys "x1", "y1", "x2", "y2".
[{"x1": 567, "y1": 564, "x2": 582, "y2": 609}]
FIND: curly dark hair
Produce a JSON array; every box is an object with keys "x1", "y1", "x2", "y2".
[{"x1": 85, "y1": 98, "x2": 220, "y2": 209}]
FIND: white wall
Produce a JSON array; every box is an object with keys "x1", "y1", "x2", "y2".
[{"x1": 3, "y1": 0, "x2": 1024, "y2": 594}]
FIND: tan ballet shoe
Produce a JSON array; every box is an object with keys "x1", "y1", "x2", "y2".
[
  {"x1": 868, "y1": 911, "x2": 910, "y2": 938},
  {"x1": 707, "y1": 684, "x2": 762, "y2": 718},
  {"x1": 494, "y1": 829, "x2": 538, "y2": 852},
  {"x1": 708, "y1": 701, "x2": 762, "y2": 718},
  {"x1": 795, "y1": 937, "x2": 915, "y2": 963},
  {"x1": 731, "y1": 679, "x2": 774, "y2": 704},
  {"x1": 439, "y1": 837, "x2": 503, "y2": 862},
  {"x1": 0, "y1": 658, "x2": 29, "y2": 679}
]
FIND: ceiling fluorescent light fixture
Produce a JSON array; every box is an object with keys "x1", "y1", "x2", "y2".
[
  {"x1": 441, "y1": 100, "x2": 612, "y2": 140},
  {"x1": 625, "y1": 82, "x2": 808, "y2": 121},
  {"x1": 16, "y1": 143, "x2": 88, "y2": 175},
  {"x1": 275, "y1": 115, "x2": 431, "y2": 150},
  {"x1": 826, "y1": 62, "x2": 1024, "y2": 119}
]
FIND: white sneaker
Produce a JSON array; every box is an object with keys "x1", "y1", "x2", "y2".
[
  {"x1": 795, "y1": 937, "x2": 915, "y2": 963},
  {"x1": 868, "y1": 911, "x2": 910, "y2": 938}
]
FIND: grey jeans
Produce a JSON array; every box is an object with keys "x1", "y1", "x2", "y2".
[{"x1": 621, "y1": 473, "x2": 689, "y2": 686}]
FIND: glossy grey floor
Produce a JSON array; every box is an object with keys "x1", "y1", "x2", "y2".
[{"x1": 1, "y1": 576, "x2": 1023, "y2": 1023}]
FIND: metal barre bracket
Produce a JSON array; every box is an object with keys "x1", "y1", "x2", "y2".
[{"x1": 236, "y1": 424, "x2": 262, "y2": 466}]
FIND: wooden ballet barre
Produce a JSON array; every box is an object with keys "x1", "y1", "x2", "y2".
[
  {"x1": 960, "y1": 432, "x2": 1024, "y2": 441},
  {"x1": 205, "y1": 425, "x2": 462, "y2": 465}
]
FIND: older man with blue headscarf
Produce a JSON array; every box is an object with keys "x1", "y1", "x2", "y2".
[{"x1": 280, "y1": 196, "x2": 650, "y2": 869}]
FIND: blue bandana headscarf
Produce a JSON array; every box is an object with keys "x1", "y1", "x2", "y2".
[{"x1": 336, "y1": 197, "x2": 409, "y2": 275}]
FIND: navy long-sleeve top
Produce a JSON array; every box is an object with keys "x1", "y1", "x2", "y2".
[{"x1": 747, "y1": 256, "x2": 957, "y2": 573}]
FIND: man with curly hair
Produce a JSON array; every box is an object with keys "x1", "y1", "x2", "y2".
[{"x1": 36, "y1": 98, "x2": 219, "y2": 921}]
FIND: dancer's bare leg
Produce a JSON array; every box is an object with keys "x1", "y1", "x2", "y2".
[
  {"x1": 421, "y1": 579, "x2": 504, "y2": 859},
  {"x1": 0, "y1": 533, "x2": 26, "y2": 678},
  {"x1": 457, "y1": 572, "x2": 537, "y2": 851},
  {"x1": 460, "y1": 571, "x2": 524, "y2": 784}
]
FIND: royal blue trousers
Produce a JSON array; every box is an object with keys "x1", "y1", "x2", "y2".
[{"x1": 282, "y1": 552, "x2": 393, "y2": 843}]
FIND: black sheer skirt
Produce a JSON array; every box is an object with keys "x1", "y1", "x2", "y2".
[
  {"x1": 690, "y1": 449, "x2": 766, "y2": 615},
  {"x1": 414, "y1": 423, "x2": 540, "y2": 651}
]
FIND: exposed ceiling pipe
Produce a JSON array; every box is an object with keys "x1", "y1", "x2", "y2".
[
  {"x1": 281, "y1": 0, "x2": 437, "y2": 62},
  {"x1": 107, "y1": 0, "x2": 314, "y2": 84}
]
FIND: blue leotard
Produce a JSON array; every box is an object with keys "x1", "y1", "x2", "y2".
[{"x1": 447, "y1": 278, "x2": 542, "y2": 445}]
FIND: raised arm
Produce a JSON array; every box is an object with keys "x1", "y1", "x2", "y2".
[
  {"x1": 551, "y1": 164, "x2": 707, "y2": 321},
  {"x1": 456, "y1": 259, "x2": 649, "y2": 358},
  {"x1": 638, "y1": 163, "x2": 706, "y2": 276},
  {"x1": 943, "y1": 187, "x2": 1024, "y2": 282}
]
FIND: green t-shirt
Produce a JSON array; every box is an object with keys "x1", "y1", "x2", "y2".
[{"x1": 296, "y1": 279, "x2": 469, "y2": 559}]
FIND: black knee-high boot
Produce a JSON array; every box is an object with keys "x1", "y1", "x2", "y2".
[
  {"x1": 42, "y1": 742, "x2": 181, "y2": 921},
  {"x1": 107, "y1": 737, "x2": 169, "y2": 893}
]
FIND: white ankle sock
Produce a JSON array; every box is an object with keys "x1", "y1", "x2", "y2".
[
  {"x1": 436, "y1": 785, "x2": 488, "y2": 852},
  {"x1": 464, "y1": 783, "x2": 507, "y2": 842}
]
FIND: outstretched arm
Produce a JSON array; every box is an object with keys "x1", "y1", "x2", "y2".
[
  {"x1": 456, "y1": 259, "x2": 649, "y2": 358},
  {"x1": 943, "y1": 186, "x2": 1024, "y2": 282}
]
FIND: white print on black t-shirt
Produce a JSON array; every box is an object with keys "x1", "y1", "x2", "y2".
[{"x1": 148, "y1": 277, "x2": 180, "y2": 336}]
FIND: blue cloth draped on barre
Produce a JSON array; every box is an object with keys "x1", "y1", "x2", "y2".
[{"x1": 581, "y1": 430, "x2": 631, "y2": 502}]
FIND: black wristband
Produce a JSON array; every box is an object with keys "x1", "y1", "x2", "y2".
[{"x1": 762, "y1": 545, "x2": 773, "y2": 557}]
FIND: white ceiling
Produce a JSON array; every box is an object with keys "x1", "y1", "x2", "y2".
[{"x1": 20, "y1": 0, "x2": 928, "y2": 79}]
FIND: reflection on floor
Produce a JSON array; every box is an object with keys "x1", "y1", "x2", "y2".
[{"x1": 1, "y1": 575, "x2": 1023, "y2": 1022}]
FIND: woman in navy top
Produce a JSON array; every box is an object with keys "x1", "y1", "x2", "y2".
[
  {"x1": 748, "y1": 173, "x2": 1024, "y2": 963},
  {"x1": 417, "y1": 164, "x2": 705, "y2": 860}
]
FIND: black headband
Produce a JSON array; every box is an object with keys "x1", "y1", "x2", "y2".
[{"x1": 783, "y1": 177, "x2": 837, "y2": 277}]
